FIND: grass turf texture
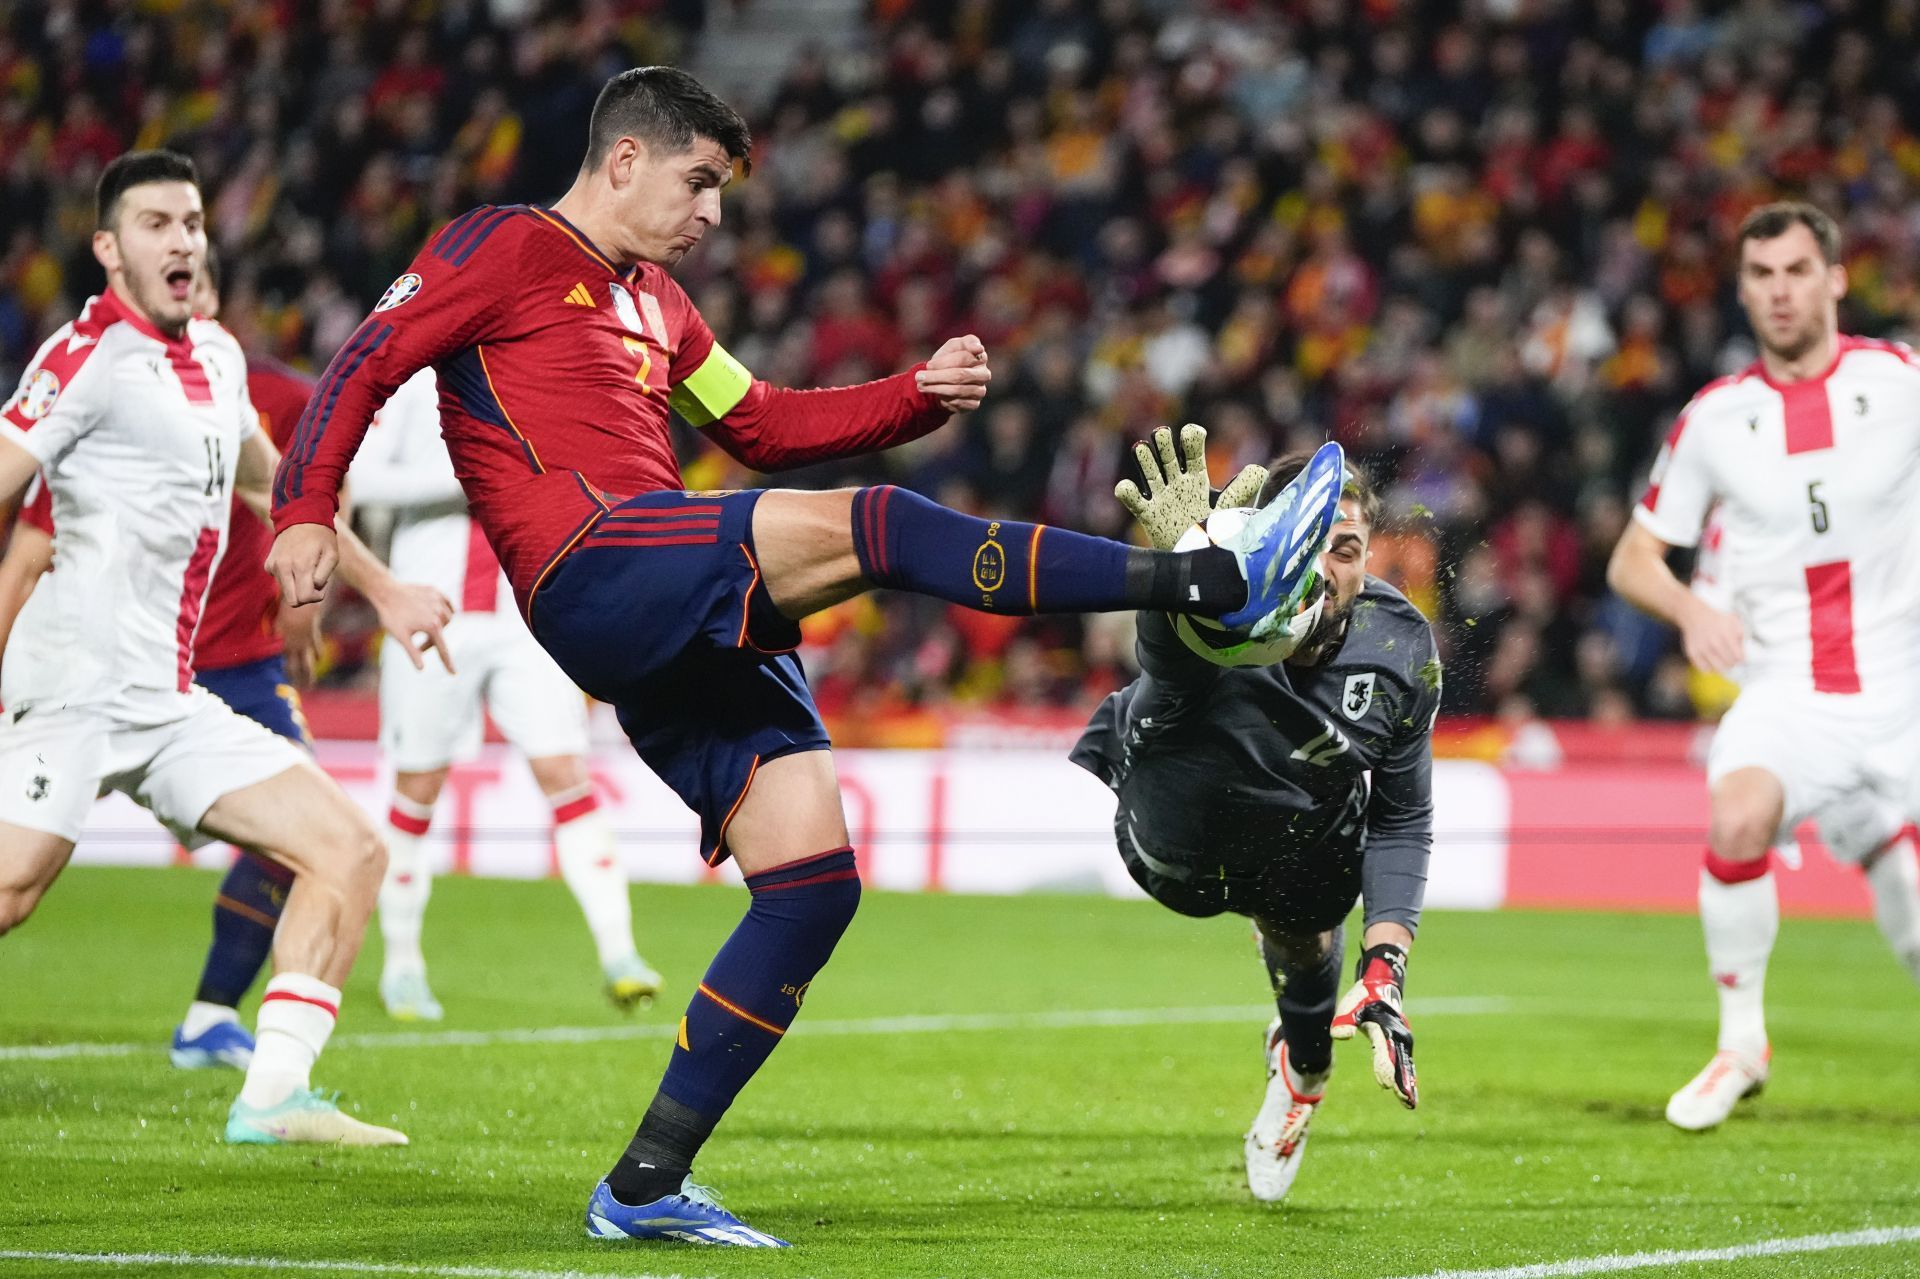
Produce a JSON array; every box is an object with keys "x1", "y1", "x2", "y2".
[{"x1": 2, "y1": 867, "x2": 1917, "y2": 1279}]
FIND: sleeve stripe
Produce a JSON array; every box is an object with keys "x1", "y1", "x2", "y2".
[
  {"x1": 447, "y1": 208, "x2": 519, "y2": 267},
  {"x1": 668, "y1": 341, "x2": 753, "y2": 428},
  {"x1": 277, "y1": 320, "x2": 392, "y2": 505},
  {"x1": 428, "y1": 207, "x2": 492, "y2": 259},
  {"x1": 279, "y1": 316, "x2": 382, "y2": 504}
]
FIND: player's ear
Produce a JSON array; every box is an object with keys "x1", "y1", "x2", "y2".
[
  {"x1": 606, "y1": 135, "x2": 644, "y2": 187},
  {"x1": 92, "y1": 228, "x2": 120, "y2": 276},
  {"x1": 1828, "y1": 261, "x2": 1848, "y2": 302}
]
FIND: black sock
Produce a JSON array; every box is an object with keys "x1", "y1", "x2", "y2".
[
  {"x1": 607, "y1": 1093, "x2": 719, "y2": 1205},
  {"x1": 1125, "y1": 545, "x2": 1248, "y2": 617},
  {"x1": 1262, "y1": 924, "x2": 1342, "y2": 1077}
]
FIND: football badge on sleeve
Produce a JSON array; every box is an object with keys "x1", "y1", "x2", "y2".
[{"x1": 375, "y1": 273, "x2": 423, "y2": 312}]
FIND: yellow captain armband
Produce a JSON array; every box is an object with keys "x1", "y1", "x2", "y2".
[{"x1": 668, "y1": 341, "x2": 753, "y2": 427}]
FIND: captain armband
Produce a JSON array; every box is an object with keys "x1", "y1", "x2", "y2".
[{"x1": 668, "y1": 341, "x2": 753, "y2": 428}]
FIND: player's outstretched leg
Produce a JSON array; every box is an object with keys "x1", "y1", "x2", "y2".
[
  {"x1": 587, "y1": 754, "x2": 854, "y2": 1247},
  {"x1": 198, "y1": 764, "x2": 408, "y2": 1147},
  {"x1": 1864, "y1": 828, "x2": 1920, "y2": 985},
  {"x1": 753, "y1": 442, "x2": 1345, "y2": 629},
  {"x1": 1245, "y1": 924, "x2": 1340, "y2": 1201},
  {"x1": 377, "y1": 784, "x2": 443, "y2": 1022},
  {"x1": 533, "y1": 760, "x2": 663, "y2": 1011},
  {"x1": 171, "y1": 852, "x2": 291, "y2": 1070}
]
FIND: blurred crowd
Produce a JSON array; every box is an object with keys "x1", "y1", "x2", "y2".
[{"x1": 6, "y1": 0, "x2": 1920, "y2": 726}]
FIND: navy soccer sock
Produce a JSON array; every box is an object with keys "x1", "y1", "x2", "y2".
[
  {"x1": 849, "y1": 485, "x2": 1246, "y2": 617},
  {"x1": 1262, "y1": 924, "x2": 1342, "y2": 1077},
  {"x1": 194, "y1": 852, "x2": 291, "y2": 1008},
  {"x1": 607, "y1": 848, "x2": 862, "y2": 1205}
]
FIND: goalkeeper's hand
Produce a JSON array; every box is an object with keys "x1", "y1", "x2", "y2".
[
  {"x1": 1115, "y1": 423, "x2": 1268, "y2": 551},
  {"x1": 1331, "y1": 943, "x2": 1418, "y2": 1109}
]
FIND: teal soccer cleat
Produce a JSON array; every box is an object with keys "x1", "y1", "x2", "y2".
[{"x1": 224, "y1": 1088, "x2": 409, "y2": 1146}]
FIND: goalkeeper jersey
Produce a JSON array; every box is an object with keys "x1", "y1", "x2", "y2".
[{"x1": 1071, "y1": 576, "x2": 1441, "y2": 932}]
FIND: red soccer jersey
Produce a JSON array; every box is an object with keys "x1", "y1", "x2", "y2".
[
  {"x1": 274, "y1": 204, "x2": 949, "y2": 616},
  {"x1": 195, "y1": 360, "x2": 314, "y2": 670}
]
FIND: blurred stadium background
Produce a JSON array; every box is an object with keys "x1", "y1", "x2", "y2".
[{"x1": 6, "y1": 0, "x2": 1920, "y2": 912}]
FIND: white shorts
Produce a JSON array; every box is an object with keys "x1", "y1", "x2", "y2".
[
  {"x1": 1707, "y1": 683, "x2": 1919, "y2": 863},
  {"x1": 379, "y1": 611, "x2": 590, "y2": 772},
  {"x1": 0, "y1": 687, "x2": 306, "y2": 844}
]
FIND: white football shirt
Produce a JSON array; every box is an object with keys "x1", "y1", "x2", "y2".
[
  {"x1": 349, "y1": 367, "x2": 513, "y2": 615},
  {"x1": 0, "y1": 290, "x2": 258, "y2": 713},
  {"x1": 1637, "y1": 336, "x2": 1920, "y2": 698}
]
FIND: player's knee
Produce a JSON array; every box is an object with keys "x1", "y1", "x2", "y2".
[
  {"x1": 0, "y1": 886, "x2": 41, "y2": 936},
  {"x1": 1708, "y1": 808, "x2": 1774, "y2": 862}
]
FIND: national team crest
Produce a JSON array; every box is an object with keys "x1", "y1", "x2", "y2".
[
  {"x1": 1341, "y1": 672, "x2": 1376, "y2": 721},
  {"x1": 611, "y1": 285, "x2": 648, "y2": 339}
]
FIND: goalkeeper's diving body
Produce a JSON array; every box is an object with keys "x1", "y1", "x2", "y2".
[{"x1": 1071, "y1": 431, "x2": 1442, "y2": 1203}]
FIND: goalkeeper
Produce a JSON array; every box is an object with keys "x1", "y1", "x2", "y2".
[{"x1": 1069, "y1": 426, "x2": 1442, "y2": 1203}]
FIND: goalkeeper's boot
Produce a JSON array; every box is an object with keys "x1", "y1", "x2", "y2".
[
  {"x1": 1215, "y1": 440, "x2": 1346, "y2": 634},
  {"x1": 379, "y1": 967, "x2": 444, "y2": 1022},
  {"x1": 604, "y1": 952, "x2": 665, "y2": 1012},
  {"x1": 169, "y1": 1019, "x2": 255, "y2": 1071},
  {"x1": 225, "y1": 1088, "x2": 408, "y2": 1146},
  {"x1": 585, "y1": 1176, "x2": 789, "y2": 1247},
  {"x1": 1665, "y1": 1046, "x2": 1769, "y2": 1131},
  {"x1": 1245, "y1": 1018, "x2": 1330, "y2": 1203}
]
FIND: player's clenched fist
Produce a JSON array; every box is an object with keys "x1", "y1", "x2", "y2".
[
  {"x1": 916, "y1": 334, "x2": 991, "y2": 413},
  {"x1": 268, "y1": 524, "x2": 339, "y2": 608},
  {"x1": 1332, "y1": 943, "x2": 1419, "y2": 1109}
]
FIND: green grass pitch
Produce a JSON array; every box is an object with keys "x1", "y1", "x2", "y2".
[{"x1": 2, "y1": 866, "x2": 1918, "y2": 1278}]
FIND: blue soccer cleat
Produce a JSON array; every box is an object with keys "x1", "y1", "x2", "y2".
[
  {"x1": 585, "y1": 1176, "x2": 789, "y2": 1247},
  {"x1": 169, "y1": 1019, "x2": 255, "y2": 1071},
  {"x1": 1213, "y1": 440, "x2": 1347, "y2": 632}
]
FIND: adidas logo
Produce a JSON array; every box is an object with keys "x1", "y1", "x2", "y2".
[{"x1": 564, "y1": 283, "x2": 596, "y2": 307}]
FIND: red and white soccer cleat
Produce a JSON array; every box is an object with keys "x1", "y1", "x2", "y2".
[
  {"x1": 1244, "y1": 1019, "x2": 1330, "y2": 1202},
  {"x1": 1665, "y1": 1046, "x2": 1770, "y2": 1132}
]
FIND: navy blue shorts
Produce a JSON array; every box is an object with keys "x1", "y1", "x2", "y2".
[
  {"x1": 195, "y1": 654, "x2": 313, "y2": 749},
  {"x1": 530, "y1": 488, "x2": 830, "y2": 865}
]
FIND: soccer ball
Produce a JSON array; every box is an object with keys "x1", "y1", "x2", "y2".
[{"x1": 1169, "y1": 507, "x2": 1324, "y2": 668}]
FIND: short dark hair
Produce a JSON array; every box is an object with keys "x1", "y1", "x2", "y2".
[
  {"x1": 1259, "y1": 451, "x2": 1381, "y2": 528},
  {"x1": 584, "y1": 66, "x2": 752, "y2": 173},
  {"x1": 1737, "y1": 201, "x2": 1841, "y2": 264},
  {"x1": 97, "y1": 149, "x2": 200, "y2": 230}
]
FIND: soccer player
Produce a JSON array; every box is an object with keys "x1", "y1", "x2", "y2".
[
  {"x1": 267, "y1": 68, "x2": 1339, "y2": 1244},
  {"x1": 351, "y1": 367, "x2": 663, "y2": 1020},
  {"x1": 0, "y1": 258, "x2": 456, "y2": 1072},
  {"x1": 1074, "y1": 431, "x2": 1440, "y2": 1202},
  {"x1": 1609, "y1": 202, "x2": 1920, "y2": 1132},
  {"x1": 0, "y1": 149, "x2": 454, "y2": 1145}
]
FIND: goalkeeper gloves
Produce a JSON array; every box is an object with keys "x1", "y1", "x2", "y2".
[
  {"x1": 1114, "y1": 423, "x2": 1267, "y2": 551},
  {"x1": 1331, "y1": 943, "x2": 1418, "y2": 1109}
]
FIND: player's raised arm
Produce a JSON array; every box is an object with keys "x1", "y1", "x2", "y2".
[
  {"x1": 268, "y1": 209, "x2": 518, "y2": 602},
  {"x1": 662, "y1": 278, "x2": 983, "y2": 471}
]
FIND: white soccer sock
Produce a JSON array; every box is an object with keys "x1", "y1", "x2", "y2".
[
  {"x1": 1700, "y1": 852, "x2": 1778, "y2": 1057},
  {"x1": 181, "y1": 1000, "x2": 240, "y2": 1040},
  {"x1": 239, "y1": 973, "x2": 340, "y2": 1108},
  {"x1": 551, "y1": 789, "x2": 637, "y2": 967},
  {"x1": 1866, "y1": 829, "x2": 1920, "y2": 985},
  {"x1": 378, "y1": 796, "x2": 435, "y2": 979}
]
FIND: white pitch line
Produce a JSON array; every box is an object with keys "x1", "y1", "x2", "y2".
[
  {"x1": 0, "y1": 997, "x2": 1507, "y2": 1063},
  {"x1": 0, "y1": 1251, "x2": 699, "y2": 1279},
  {"x1": 1381, "y1": 1224, "x2": 1920, "y2": 1279}
]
